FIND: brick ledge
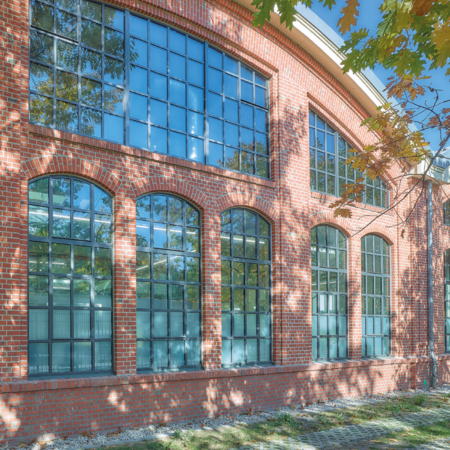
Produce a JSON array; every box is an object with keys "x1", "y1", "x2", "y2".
[{"x1": 1, "y1": 355, "x2": 442, "y2": 394}]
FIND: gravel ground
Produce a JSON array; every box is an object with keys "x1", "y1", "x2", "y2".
[{"x1": 5, "y1": 384, "x2": 450, "y2": 450}]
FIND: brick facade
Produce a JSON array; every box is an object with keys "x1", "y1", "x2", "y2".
[{"x1": 0, "y1": 0, "x2": 448, "y2": 443}]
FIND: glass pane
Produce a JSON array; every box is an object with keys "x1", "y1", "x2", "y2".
[
  {"x1": 186, "y1": 257, "x2": 200, "y2": 282},
  {"x1": 52, "y1": 342, "x2": 71, "y2": 372},
  {"x1": 154, "y1": 312, "x2": 168, "y2": 337},
  {"x1": 154, "y1": 340, "x2": 168, "y2": 367},
  {"x1": 73, "y1": 211, "x2": 91, "y2": 240},
  {"x1": 74, "y1": 342, "x2": 92, "y2": 372},
  {"x1": 137, "y1": 281, "x2": 151, "y2": 309},
  {"x1": 187, "y1": 285, "x2": 200, "y2": 310},
  {"x1": 95, "y1": 341, "x2": 112, "y2": 370},
  {"x1": 95, "y1": 215, "x2": 112, "y2": 243},
  {"x1": 187, "y1": 313, "x2": 200, "y2": 337},
  {"x1": 187, "y1": 340, "x2": 201, "y2": 366},
  {"x1": 222, "y1": 313, "x2": 231, "y2": 337},
  {"x1": 137, "y1": 340, "x2": 150, "y2": 369},
  {"x1": 95, "y1": 310, "x2": 112, "y2": 338},
  {"x1": 53, "y1": 209, "x2": 70, "y2": 238},
  {"x1": 136, "y1": 252, "x2": 150, "y2": 279},
  {"x1": 29, "y1": 309, "x2": 48, "y2": 340},
  {"x1": 74, "y1": 279, "x2": 91, "y2": 307},
  {"x1": 153, "y1": 253, "x2": 168, "y2": 280},
  {"x1": 29, "y1": 275, "x2": 49, "y2": 306},
  {"x1": 233, "y1": 339, "x2": 244, "y2": 364},
  {"x1": 53, "y1": 278, "x2": 71, "y2": 306},
  {"x1": 95, "y1": 279, "x2": 112, "y2": 308},
  {"x1": 74, "y1": 245, "x2": 91, "y2": 275},
  {"x1": 52, "y1": 243, "x2": 70, "y2": 274},
  {"x1": 29, "y1": 178, "x2": 49, "y2": 204},
  {"x1": 74, "y1": 310, "x2": 91, "y2": 339},
  {"x1": 94, "y1": 187, "x2": 112, "y2": 213},
  {"x1": 154, "y1": 284, "x2": 168, "y2": 309},
  {"x1": 29, "y1": 343, "x2": 49, "y2": 374},
  {"x1": 137, "y1": 311, "x2": 150, "y2": 339},
  {"x1": 95, "y1": 248, "x2": 112, "y2": 276},
  {"x1": 170, "y1": 341, "x2": 184, "y2": 367},
  {"x1": 136, "y1": 220, "x2": 151, "y2": 247},
  {"x1": 73, "y1": 181, "x2": 91, "y2": 210},
  {"x1": 170, "y1": 284, "x2": 183, "y2": 309},
  {"x1": 29, "y1": 242, "x2": 49, "y2": 272}
]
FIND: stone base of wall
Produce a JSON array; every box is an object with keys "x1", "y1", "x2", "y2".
[{"x1": 1, "y1": 356, "x2": 449, "y2": 444}]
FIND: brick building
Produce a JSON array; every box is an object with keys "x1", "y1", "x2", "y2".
[{"x1": 0, "y1": 0, "x2": 449, "y2": 443}]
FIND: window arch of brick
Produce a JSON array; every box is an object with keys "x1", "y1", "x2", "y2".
[
  {"x1": 311, "y1": 224, "x2": 348, "y2": 360},
  {"x1": 28, "y1": 175, "x2": 114, "y2": 376},
  {"x1": 361, "y1": 234, "x2": 391, "y2": 357},
  {"x1": 135, "y1": 193, "x2": 202, "y2": 371},
  {"x1": 220, "y1": 208, "x2": 272, "y2": 367}
]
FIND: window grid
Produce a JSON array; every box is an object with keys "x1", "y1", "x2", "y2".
[
  {"x1": 29, "y1": 0, "x2": 270, "y2": 179},
  {"x1": 445, "y1": 250, "x2": 450, "y2": 351},
  {"x1": 444, "y1": 200, "x2": 450, "y2": 225},
  {"x1": 135, "y1": 194, "x2": 202, "y2": 371},
  {"x1": 311, "y1": 225, "x2": 348, "y2": 360},
  {"x1": 309, "y1": 111, "x2": 388, "y2": 207},
  {"x1": 220, "y1": 209, "x2": 272, "y2": 367},
  {"x1": 28, "y1": 176, "x2": 113, "y2": 376},
  {"x1": 361, "y1": 235, "x2": 391, "y2": 357}
]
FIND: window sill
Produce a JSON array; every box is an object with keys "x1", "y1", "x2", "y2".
[
  {"x1": 311, "y1": 191, "x2": 393, "y2": 215},
  {"x1": 29, "y1": 124, "x2": 276, "y2": 189}
]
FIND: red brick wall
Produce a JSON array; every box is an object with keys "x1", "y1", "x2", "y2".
[{"x1": 0, "y1": 0, "x2": 447, "y2": 443}]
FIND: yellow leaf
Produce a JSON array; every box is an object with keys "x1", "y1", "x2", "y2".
[{"x1": 337, "y1": 0, "x2": 360, "y2": 34}]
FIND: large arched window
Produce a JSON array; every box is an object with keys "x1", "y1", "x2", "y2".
[
  {"x1": 311, "y1": 225, "x2": 348, "y2": 360},
  {"x1": 29, "y1": 0, "x2": 270, "y2": 178},
  {"x1": 220, "y1": 209, "x2": 271, "y2": 366},
  {"x1": 135, "y1": 194, "x2": 201, "y2": 370},
  {"x1": 28, "y1": 176, "x2": 113, "y2": 376},
  {"x1": 445, "y1": 250, "x2": 450, "y2": 351},
  {"x1": 309, "y1": 111, "x2": 388, "y2": 207},
  {"x1": 361, "y1": 235, "x2": 390, "y2": 357}
]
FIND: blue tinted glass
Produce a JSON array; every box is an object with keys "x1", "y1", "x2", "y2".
[
  {"x1": 255, "y1": 74, "x2": 265, "y2": 87},
  {"x1": 150, "y1": 46, "x2": 167, "y2": 74},
  {"x1": 169, "y1": 53, "x2": 186, "y2": 80},
  {"x1": 150, "y1": 126, "x2": 167, "y2": 153},
  {"x1": 225, "y1": 146, "x2": 239, "y2": 170},
  {"x1": 209, "y1": 118, "x2": 223, "y2": 142},
  {"x1": 170, "y1": 30, "x2": 186, "y2": 54},
  {"x1": 150, "y1": 99, "x2": 167, "y2": 127},
  {"x1": 224, "y1": 74, "x2": 238, "y2": 98},
  {"x1": 224, "y1": 56, "x2": 238, "y2": 74},
  {"x1": 255, "y1": 109, "x2": 266, "y2": 132},
  {"x1": 150, "y1": 22, "x2": 167, "y2": 47},
  {"x1": 208, "y1": 68, "x2": 222, "y2": 93},
  {"x1": 188, "y1": 60, "x2": 204, "y2": 87},
  {"x1": 187, "y1": 38, "x2": 204, "y2": 62},
  {"x1": 130, "y1": 93, "x2": 148, "y2": 121},
  {"x1": 104, "y1": 113, "x2": 124, "y2": 143},
  {"x1": 130, "y1": 65, "x2": 147, "y2": 94},
  {"x1": 209, "y1": 92, "x2": 223, "y2": 118},
  {"x1": 105, "y1": 7, "x2": 124, "y2": 31},
  {"x1": 170, "y1": 131, "x2": 186, "y2": 158},
  {"x1": 209, "y1": 142, "x2": 223, "y2": 166},
  {"x1": 131, "y1": 38, "x2": 148, "y2": 67},
  {"x1": 187, "y1": 86, "x2": 204, "y2": 112},
  {"x1": 150, "y1": 73, "x2": 167, "y2": 100},
  {"x1": 130, "y1": 120, "x2": 148, "y2": 149},
  {"x1": 188, "y1": 111, "x2": 204, "y2": 136},
  {"x1": 188, "y1": 137, "x2": 204, "y2": 162},
  {"x1": 225, "y1": 122, "x2": 239, "y2": 147},
  {"x1": 104, "y1": 57, "x2": 124, "y2": 85},
  {"x1": 241, "y1": 80, "x2": 253, "y2": 102},
  {"x1": 241, "y1": 104, "x2": 253, "y2": 128},
  {"x1": 241, "y1": 127, "x2": 254, "y2": 149},
  {"x1": 225, "y1": 98, "x2": 238, "y2": 123},
  {"x1": 241, "y1": 66, "x2": 252, "y2": 81},
  {"x1": 169, "y1": 79, "x2": 186, "y2": 106},
  {"x1": 309, "y1": 111, "x2": 315, "y2": 126},
  {"x1": 130, "y1": 15, "x2": 147, "y2": 40},
  {"x1": 255, "y1": 132, "x2": 267, "y2": 154},
  {"x1": 170, "y1": 105, "x2": 186, "y2": 132},
  {"x1": 255, "y1": 86, "x2": 265, "y2": 107},
  {"x1": 104, "y1": 85, "x2": 123, "y2": 115},
  {"x1": 208, "y1": 47, "x2": 222, "y2": 69},
  {"x1": 81, "y1": 107, "x2": 101, "y2": 137}
]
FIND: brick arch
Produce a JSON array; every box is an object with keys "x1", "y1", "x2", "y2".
[
  {"x1": 309, "y1": 210, "x2": 352, "y2": 238},
  {"x1": 22, "y1": 155, "x2": 122, "y2": 195},
  {"x1": 216, "y1": 191, "x2": 279, "y2": 224},
  {"x1": 359, "y1": 225, "x2": 396, "y2": 246},
  {"x1": 130, "y1": 176, "x2": 209, "y2": 211}
]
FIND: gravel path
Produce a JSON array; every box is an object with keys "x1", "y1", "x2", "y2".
[{"x1": 3, "y1": 384, "x2": 450, "y2": 450}]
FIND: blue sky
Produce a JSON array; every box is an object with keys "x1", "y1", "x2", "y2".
[{"x1": 306, "y1": 0, "x2": 448, "y2": 152}]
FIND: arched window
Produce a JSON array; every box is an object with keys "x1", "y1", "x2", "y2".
[
  {"x1": 29, "y1": 0, "x2": 270, "y2": 178},
  {"x1": 135, "y1": 194, "x2": 201, "y2": 370},
  {"x1": 28, "y1": 176, "x2": 113, "y2": 376},
  {"x1": 445, "y1": 250, "x2": 450, "y2": 350},
  {"x1": 444, "y1": 200, "x2": 450, "y2": 225},
  {"x1": 361, "y1": 235, "x2": 390, "y2": 357},
  {"x1": 309, "y1": 111, "x2": 388, "y2": 207},
  {"x1": 311, "y1": 225, "x2": 348, "y2": 360},
  {"x1": 220, "y1": 209, "x2": 271, "y2": 366}
]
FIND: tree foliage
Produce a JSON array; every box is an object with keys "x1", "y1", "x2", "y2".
[{"x1": 251, "y1": 0, "x2": 450, "y2": 219}]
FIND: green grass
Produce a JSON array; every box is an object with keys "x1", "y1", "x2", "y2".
[{"x1": 98, "y1": 392, "x2": 450, "y2": 450}]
